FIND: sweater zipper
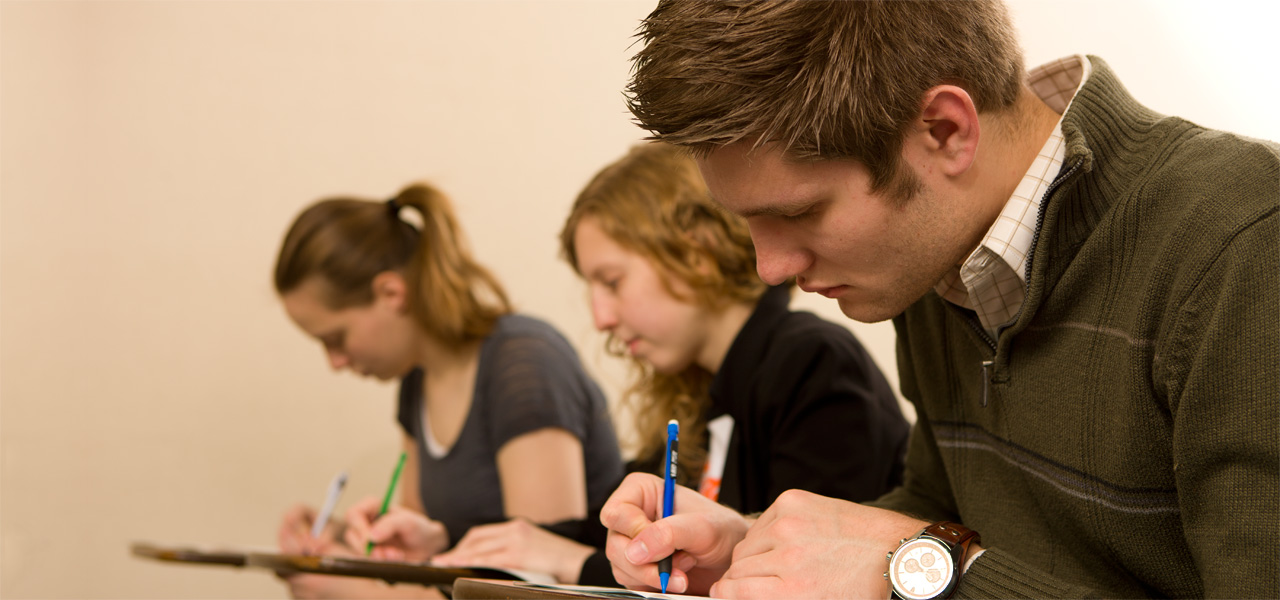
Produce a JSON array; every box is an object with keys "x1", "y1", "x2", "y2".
[
  {"x1": 954, "y1": 309, "x2": 996, "y2": 406},
  {"x1": 975, "y1": 157, "x2": 1084, "y2": 409},
  {"x1": 1000, "y1": 158, "x2": 1085, "y2": 337},
  {"x1": 981, "y1": 360, "x2": 993, "y2": 407}
]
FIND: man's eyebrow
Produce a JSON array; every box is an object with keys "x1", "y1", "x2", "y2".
[{"x1": 730, "y1": 199, "x2": 817, "y2": 219}]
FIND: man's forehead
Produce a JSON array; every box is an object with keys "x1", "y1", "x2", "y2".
[
  {"x1": 694, "y1": 142, "x2": 841, "y2": 212},
  {"x1": 694, "y1": 142, "x2": 779, "y2": 189},
  {"x1": 698, "y1": 137, "x2": 831, "y2": 163},
  {"x1": 697, "y1": 139, "x2": 776, "y2": 167}
]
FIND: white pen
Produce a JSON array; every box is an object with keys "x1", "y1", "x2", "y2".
[{"x1": 311, "y1": 471, "x2": 348, "y2": 539}]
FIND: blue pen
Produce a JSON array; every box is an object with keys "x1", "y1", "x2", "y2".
[{"x1": 659, "y1": 419, "x2": 679, "y2": 593}]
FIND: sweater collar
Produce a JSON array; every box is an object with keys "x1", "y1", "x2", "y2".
[{"x1": 1014, "y1": 55, "x2": 1179, "y2": 334}]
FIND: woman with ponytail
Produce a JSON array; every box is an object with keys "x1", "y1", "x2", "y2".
[{"x1": 271, "y1": 183, "x2": 622, "y2": 598}]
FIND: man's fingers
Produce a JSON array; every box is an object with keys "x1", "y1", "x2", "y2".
[
  {"x1": 603, "y1": 503, "x2": 656, "y2": 545},
  {"x1": 600, "y1": 473, "x2": 664, "y2": 537},
  {"x1": 673, "y1": 551, "x2": 697, "y2": 574},
  {"x1": 625, "y1": 518, "x2": 679, "y2": 564},
  {"x1": 711, "y1": 575, "x2": 784, "y2": 600},
  {"x1": 664, "y1": 570, "x2": 690, "y2": 595},
  {"x1": 722, "y1": 545, "x2": 783, "y2": 582},
  {"x1": 637, "y1": 510, "x2": 743, "y2": 563},
  {"x1": 608, "y1": 555, "x2": 674, "y2": 592}
]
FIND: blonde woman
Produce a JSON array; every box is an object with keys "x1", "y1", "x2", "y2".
[
  {"x1": 272, "y1": 183, "x2": 622, "y2": 598},
  {"x1": 425, "y1": 143, "x2": 909, "y2": 586}
]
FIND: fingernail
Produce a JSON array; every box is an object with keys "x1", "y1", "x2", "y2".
[{"x1": 625, "y1": 541, "x2": 649, "y2": 564}]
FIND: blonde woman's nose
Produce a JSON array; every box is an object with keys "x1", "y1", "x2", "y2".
[{"x1": 591, "y1": 291, "x2": 619, "y2": 332}]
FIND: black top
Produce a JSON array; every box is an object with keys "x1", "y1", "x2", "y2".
[
  {"x1": 576, "y1": 285, "x2": 909, "y2": 584},
  {"x1": 710, "y1": 284, "x2": 908, "y2": 511},
  {"x1": 396, "y1": 314, "x2": 624, "y2": 547}
]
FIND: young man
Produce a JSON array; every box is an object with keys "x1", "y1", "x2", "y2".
[{"x1": 600, "y1": 1, "x2": 1279, "y2": 599}]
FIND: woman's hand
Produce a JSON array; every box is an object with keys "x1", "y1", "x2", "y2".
[
  {"x1": 277, "y1": 503, "x2": 344, "y2": 555},
  {"x1": 432, "y1": 519, "x2": 596, "y2": 583},
  {"x1": 343, "y1": 496, "x2": 449, "y2": 562}
]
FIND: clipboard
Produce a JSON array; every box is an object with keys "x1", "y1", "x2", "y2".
[
  {"x1": 131, "y1": 540, "x2": 555, "y2": 589},
  {"x1": 245, "y1": 552, "x2": 550, "y2": 586},
  {"x1": 452, "y1": 578, "x2": 715, "y2": 600},
  {"x1": 130, "y1": 541, "x2": 250, "y2": 568}
]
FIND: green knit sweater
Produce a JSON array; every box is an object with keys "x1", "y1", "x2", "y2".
[{"x1": 873, "y1": 57, "x2": 1278, "y2": 598}]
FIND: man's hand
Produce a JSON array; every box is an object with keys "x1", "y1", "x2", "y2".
[
  {"x1": 600, "y1": 473, "x2": 750, "y2": 595},
  {"x1": 710, "y1": 489, "x2": 927, "y2": 599}
]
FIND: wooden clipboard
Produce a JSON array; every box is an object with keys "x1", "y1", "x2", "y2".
[
  {"x1": 130, "y1": 541, "x2": 250, "y2": 568},
  {"x1": 131, "y1": 540, "x2": 553, "y2": 589},
  {"x1": 245, "y1": 552, "x2": 540, "y2": 586}
]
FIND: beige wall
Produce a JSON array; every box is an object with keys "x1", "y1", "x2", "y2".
[{"x1": 2, "y1": 1, "x2": 1275, "y2": 598}]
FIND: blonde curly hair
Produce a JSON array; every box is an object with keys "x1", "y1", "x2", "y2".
[{"x1": 561, "y1": 142, "x2": 769, "y2": 482}]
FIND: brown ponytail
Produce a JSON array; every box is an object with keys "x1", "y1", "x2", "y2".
[
  {"x1": 392, "y1": 184, "x2": 511, "y2": 346},
  {"x1": 274, "y1": 182, "x2": 511, "y2": 346}
]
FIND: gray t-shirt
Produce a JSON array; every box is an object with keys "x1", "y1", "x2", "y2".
[{"x1": 396, "y1": 314, "x2": 623, "y2": 546}]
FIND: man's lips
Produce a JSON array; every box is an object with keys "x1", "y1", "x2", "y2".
[{"x1": 800, "y1": 283, "x2": 850, "y2": 299}]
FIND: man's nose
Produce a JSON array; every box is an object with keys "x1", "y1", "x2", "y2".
[
  {"x1": 326, "y1": 348, "x2": 349, "y2": 371},
  {"x1": 750, "y1": 222, "x2": 811, "y2": 285}
]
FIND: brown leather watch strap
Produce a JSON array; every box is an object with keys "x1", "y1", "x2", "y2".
[{"x1": 923, "y1": 521, "x2": 981, "y2": 557}]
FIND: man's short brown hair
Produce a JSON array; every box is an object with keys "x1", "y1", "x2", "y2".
[{"x1": 626, "y1": 0, "x2": 1025, "y2": 198}]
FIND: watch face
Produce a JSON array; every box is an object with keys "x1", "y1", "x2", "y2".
[{"x1": 889, "y1": 537, "x2": 954, "y2": 600}]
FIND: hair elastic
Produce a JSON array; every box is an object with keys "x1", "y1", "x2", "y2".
[{"x1": 386, "y1": 198, "x2": 402, "y2": 218}]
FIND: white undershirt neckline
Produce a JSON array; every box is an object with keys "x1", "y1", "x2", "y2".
[{"x1": 422, "y1": 410, "x2": 449, "y2": 459}]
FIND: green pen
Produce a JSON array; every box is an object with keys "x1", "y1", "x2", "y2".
[{"x1": 365, "y1": 451, "x2": 408, "y2": 556}]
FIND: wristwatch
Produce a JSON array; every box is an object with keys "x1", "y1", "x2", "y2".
[{"x1": 884, "y1": 521, "x2": 980, "y2": 600}]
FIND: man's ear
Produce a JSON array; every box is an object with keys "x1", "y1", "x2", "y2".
[
  {"x1": 371, "y1": 271, "x2": 409, "y2": 313},
  {"x1": 913, "y1": 85, "x2": 980, "y2": 177}
]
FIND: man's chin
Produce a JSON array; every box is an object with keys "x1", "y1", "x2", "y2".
[{"x1": 837, "y1": 296, "x2": 902, "y2": 324}]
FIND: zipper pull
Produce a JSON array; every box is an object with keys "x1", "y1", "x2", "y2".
[{"x1": 981, "y1": 360, "x2": 993, "y2": 407}]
